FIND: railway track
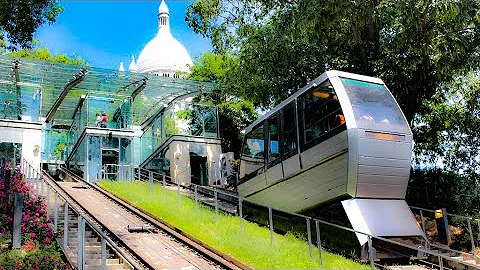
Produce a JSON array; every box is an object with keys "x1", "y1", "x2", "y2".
[
  {"x1": 45, "y1": 166, "x2": 249, "y2": 270},
  {"x1": 41, "y1": 164, "x2": 478, "y2": 270},
  {"x1": 133, "y1": 167, "x2": 480, "y2": 270}
]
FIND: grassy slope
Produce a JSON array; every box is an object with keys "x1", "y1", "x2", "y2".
[{"x1": 98, "y1": 181, "x2": 368, "y2": 269}]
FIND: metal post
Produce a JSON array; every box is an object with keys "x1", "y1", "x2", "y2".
[
  {"x1": 177, "y1": 181, "x2": 180, "y2": 205},
  {"x1": 54, "y1": 192, "x2": 59, "y2": 231},
  {"x1": 420, "y1": 210, "x2": 426, "y2": 234},
  {"x1": 467, "y1": 218, "x2": 475, "y2": 252},
  {"x1": 239, "y1": 198, "x2": 244, "y2": 234},
  {"x1": 46, "y1": 185, "x2": 51, "y2": 219},
  {"x1": 214, "y1": 189, "x2": 218, "y2": 224},
  {"x1": 306, "y1": 218, "x2": 313, "y2": 261},
  {"x1": 478, "y1": 219, "x2": 480, "y2": 241},
  {"x1": 163, "y1": 175, "x2": 166, "y2": 201},
  {"x1": 268, "y1": 207, "x2": 274, "y2": 246},
  {"x1": 315, "y1": 220, "x2": 323, "y2": 266},
  {"x1": 438, "y1": 255, "x2": 444, "y2": 270},
  {"x1": 12, "y1": 192, "x2": 23, "y2": 248},
  {"x1": 40, "y1": 174, "x2": 44, "y2": 197},
  {"x1": 137, "y1": 167, "x2": 141, "y2": 181},
  {"x1": 35, "y1": 170, "x2": 39, "y2": 193},
  {"x1": 368, "y1": 235, "x2": 374, "y2": 269},
  {"x1": 101, "y1": 238, "x2": 107, "y2": 270},
  {"x1": 36, "y1": 171, "x2": 41, "y2": 194},
  {"x1": 442, "y1": 208, "x2": 451, "y2": 244},
  {"x1": 194, "y1": 185, "x2": 198, "y2": 212},
  {"x1": 77, "y1": 216, "x2": 84, "y2": 270},
  {"x1": 149, "y1": 171, "x2": 153, "y2": 195},
  {"x1": 63, "y1": 203, "x2": 69, "y2": 249}
]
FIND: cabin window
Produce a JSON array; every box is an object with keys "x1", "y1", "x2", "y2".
[
  {"x1": 301, "y1": 80, "x2": 345, "y2": 150},
  {"x1": 240, "y1": 124, "x2": 265, "y2": 177},
  {"x1": 282, "y1": 103, "x2": 297, "y2": 159},
  {"x1": 340, "y1": 77, "x2": 409, "y2": 134},
  {"x1": 267, "y1": 114, "x2": 280, "y2": 165}
]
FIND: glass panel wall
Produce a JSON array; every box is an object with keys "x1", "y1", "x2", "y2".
[
  {"x1": 164, "y1": 102, "x2": 217, "y2": 138},
  {"x1": 140, "y1": 101, "x2": 218, "y2": 163},
  {"x1": 85, "y1": 135, "x2": 133, "y2": 182},
  {"x1": 0, "y1": 82, "x2": 41, "y2": 121},
  {"x1": 42, "y1": 128, "x2": 70, "y2": 161},
  {"x1": 68, "y1": 136, "x2": 86, "y2": 177},
  {"x1": 87, "y1": 95, "x2": 132, "y2": 129}
]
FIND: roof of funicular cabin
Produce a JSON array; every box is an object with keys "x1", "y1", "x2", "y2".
[
  {"x1": 243, "y1": 70, "x2": 385, "y2": 134},
  {"x1": 0, "y1": 56, "x2": 214, "y2": 125}
]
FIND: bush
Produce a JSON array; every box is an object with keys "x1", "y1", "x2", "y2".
[{"x1": 0, "y1": 167, "x2": 70, "y2": 269}]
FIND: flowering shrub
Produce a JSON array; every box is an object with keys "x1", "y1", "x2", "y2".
[{"x1": 0, "y1": 167, "x2": 70, "y2": 269}]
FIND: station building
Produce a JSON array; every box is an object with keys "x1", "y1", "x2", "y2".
[{"x1": 0, "y1": 0, "x2": 224, "y2": 186}]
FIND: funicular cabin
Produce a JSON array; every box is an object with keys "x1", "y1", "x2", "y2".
[{"x1": 238, "y1": 70, "x2": 424, "y2": 250}]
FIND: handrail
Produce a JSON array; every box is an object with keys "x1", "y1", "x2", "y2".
[
  {"x1": 133, "y1": 166, "x2": 479, "y2": 269},
  {"x1": 410, "y1": 205, "x2": 480, "y2": 222},
  {"x1": 19, "y1": 157, "x2": 142, "y2": 270}
]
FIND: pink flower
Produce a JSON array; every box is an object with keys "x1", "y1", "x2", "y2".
[{"x1": 30, "y1": 232, "x2": 36, "y2": 238}]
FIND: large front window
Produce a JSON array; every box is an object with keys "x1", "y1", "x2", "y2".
[{"x1": 340, "y1": 78, "x2": 409, "y2": 133}]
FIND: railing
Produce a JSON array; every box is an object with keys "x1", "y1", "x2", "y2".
[
  {"x1": 19, "y1": 158, "x2": 141, "y2": 270},
  {"x1": 131, "y1": 167, "x2": 478, "y2": 270},
  {"x1": 101, "y1": 164, "x2": 134, "y2": 181},
  {"x1": 410, "y1": 206, "x2": 480, "y2": 255}
]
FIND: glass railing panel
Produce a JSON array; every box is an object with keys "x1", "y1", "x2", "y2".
[{"x1": 41, "y1": 128, "x2": 70, "y2": 161}]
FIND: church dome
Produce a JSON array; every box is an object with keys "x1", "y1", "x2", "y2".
[{"x1": 136, "y1": 0, "x2": 192, "y2": 76}]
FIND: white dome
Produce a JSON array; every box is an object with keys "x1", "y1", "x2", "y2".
[
  {"x1": 137, "y1": 28, "x2": 192, "y2": 75},
  {"x1": 136, "y1": 0, "x2": 192, "y2": 76}
]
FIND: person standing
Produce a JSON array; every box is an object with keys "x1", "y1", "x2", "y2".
[
  {"x1": 101, "y1": 113, "x2": 108, "y2": 128},
  {"x1": 96, "y1": 113, "x2": 102, "y2": 127}
]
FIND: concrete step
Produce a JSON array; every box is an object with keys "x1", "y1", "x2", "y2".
[
  {"x1": 84, "y1": 258, "x2": 121, "y2": 266},
  {"x1": 463, "y1": 260, "x2": 478, "y2": 265}
]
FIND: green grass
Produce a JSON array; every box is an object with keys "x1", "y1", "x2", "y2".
[{"x1": 98, "y1": 181, "x2": 368, "y2": 269}]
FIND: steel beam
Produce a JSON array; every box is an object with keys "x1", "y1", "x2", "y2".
[
  {"x1": 12, "y1": 60, "x2": 21, "y2": 119},
  {"x1": 127, "y1": 78, "x2": 148, "y2": 101},
  {"x1": 45, "y1": 69, "x2": 87, "y2": 123}
]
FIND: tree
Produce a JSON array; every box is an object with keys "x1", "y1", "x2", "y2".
[
  {"x1": 414, "y1": 73, "x2": 480, "y2": 175},
  {"x1": 7, "y1": 47, "x2": 85, "y2": 66},
  {"x1": 188, "y1": 52, "x2": 257, "y2": 158},
  {"x1": 187, "y1": 0, "x2": 480, "y2": 125},
  {"x1": 0, "y1": 0, "x2": 63, "y2": 49},
  {"x1": 187, "y1": 0, "x2": 480, "y2": 215}
]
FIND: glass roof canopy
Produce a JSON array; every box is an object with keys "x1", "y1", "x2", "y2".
[{"x1": 0, "y1": 56, "x2": 214, "y2": 126}]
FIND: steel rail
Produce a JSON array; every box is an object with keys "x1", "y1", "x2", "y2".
[
  {"x1": 60, "y1": 166, "x2": 250, "y2": 270},
  {"x1": 20, "y1": 157, "x2": 143, "y2": 269}
]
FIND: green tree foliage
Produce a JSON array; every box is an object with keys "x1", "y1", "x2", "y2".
[
  {"x1": 188, "y1": 52, "x2": 257, "y2": 158},
  {"x1": 0, "y1": 0, "x2": 63, "y2": 49},
  {"x1": 411, "y1": 73, "x2": 480, "y2": 212},
  {"x1": 7, "y1": 47, "x2": 85, "y2": 66},
  {"x1": 187, "y1": 0, "x2": 480, "y2": 124},
  {"x1": 414, "y1": 73, "x2": 480, "y2": 174}
]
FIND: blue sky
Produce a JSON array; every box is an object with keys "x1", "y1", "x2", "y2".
[{"x1": 34, "y1": 1, "x2": 212, "y2": 70}]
